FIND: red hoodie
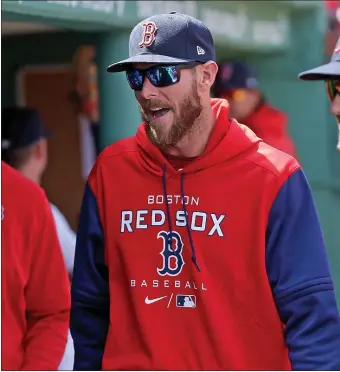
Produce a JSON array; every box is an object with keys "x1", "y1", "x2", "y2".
[
  {"x1": 71, "y1": 99, "x2": 340, "y2": 370},
  {"x1": 1, "y1": 162, "x2": 70, "y2": 370},
  {"x1": 241, "y1": 102, "x2": 298, "y2": 158}
]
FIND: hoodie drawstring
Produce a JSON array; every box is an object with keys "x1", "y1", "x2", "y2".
[{"x1": 162, "y1": 164, "x2": 201, "y2": 272}]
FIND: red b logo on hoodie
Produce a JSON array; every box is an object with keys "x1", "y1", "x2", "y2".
[{"x1": 138, "y1": 22, "x2": 157, "y2": 47}]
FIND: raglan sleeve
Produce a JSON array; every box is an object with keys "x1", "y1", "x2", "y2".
[
  {"x1": 266, "y1": 168, "x2": 340, "y2": 370},
  {"x1": 22, "y1": 190, "x2": 70, "y2": 370},
  {"x1": 70, "y1": 165, "x2": 110, "y2": 370}
]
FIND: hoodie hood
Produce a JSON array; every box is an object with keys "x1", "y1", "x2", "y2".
[{"x1": 136, "y1": 98, "x2": 261, "y2": 178}]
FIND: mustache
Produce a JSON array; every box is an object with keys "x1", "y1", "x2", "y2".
[{"x1": 139, "y1": 100, "x2": 172, "y2": 111}]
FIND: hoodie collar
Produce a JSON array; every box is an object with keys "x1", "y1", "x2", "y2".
[{"x1": 136, "y1": 98, "x2": 260, "y2": 178}]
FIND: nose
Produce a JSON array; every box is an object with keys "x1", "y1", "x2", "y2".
[
  {"x1": 138, "y1": 76, "x2": 159, "y2": 100},
  {"x1": 331, "y1": 94, "x2": 340, "y2": 116}
]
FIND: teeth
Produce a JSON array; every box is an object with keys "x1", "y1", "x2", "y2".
[{"x1": 150, "y1": 108, "x2": 163, "y2": 111}]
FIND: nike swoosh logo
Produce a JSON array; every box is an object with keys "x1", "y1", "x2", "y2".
[{"x1": 145, "y1": 295, "x2": 167, "y2": 304}]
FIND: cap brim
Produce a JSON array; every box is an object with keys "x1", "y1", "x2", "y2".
[
  {"x1": 107, "y1": 54, "x2": 195, "y2": 72},
  {"x1": 298, "y1": 62, "x2": 340, "y2": 81}
]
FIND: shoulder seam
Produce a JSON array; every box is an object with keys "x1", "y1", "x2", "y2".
[{"x1": 244, "y1": 157, "x2": 300, "y2": 179}]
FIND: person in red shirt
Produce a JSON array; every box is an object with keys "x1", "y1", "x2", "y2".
[
  {"x1": 214, "y1": 60, "x2": 298, "y2": 158},
  {"x1": 1, "y1": 161, "x2": 70, "y2": 370},
  {"x1": 70, "y1": 12, "x2": 340, "y2": 371}
]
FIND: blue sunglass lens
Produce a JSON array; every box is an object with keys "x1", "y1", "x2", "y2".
[
  {"x1": 126, "y1": 70, "x2": 144, "y2": 90},
  {"x1": 148, "y1": 66, "x2": 179, "y2": 87},
  {"x1": 127, "y1": 65, "x2": 181, "y2": 90}
]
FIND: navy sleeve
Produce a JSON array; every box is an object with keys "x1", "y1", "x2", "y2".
[
  {"x1": 70, "y1": 184, "x2": 109, "y2": 370},
  {"x1": 266, "y1": 169, "x2": 340, "y2": 370}
]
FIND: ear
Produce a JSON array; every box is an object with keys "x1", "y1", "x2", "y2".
[{"x1": 198, "y1": 61, "x2": 218, "y2": 92}]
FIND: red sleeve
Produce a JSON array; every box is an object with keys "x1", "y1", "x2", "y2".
[{"x1": 21, "y1": 191, "x2": 71, "y2": 370}]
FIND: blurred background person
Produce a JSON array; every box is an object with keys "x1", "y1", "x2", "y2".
[
  {"x1": 299, "y1": 36, "x2": 340, "y2": 152},
  {"x1": 1, "y1": 161, "x2": 70, "y2": 370},
  {"x1": 214, "y1": 60, "x2": 298, "y2": 158},
  {"x1": 1, "y1": 106, "x2": 76, "y2": 370},
  {"x1": 1, "y1": 106, "x2": 76, "y2": 276}
]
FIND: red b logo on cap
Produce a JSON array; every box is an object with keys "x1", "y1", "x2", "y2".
[{"x1": 138, "y1": 22, "x2": 157, "y2": 47}]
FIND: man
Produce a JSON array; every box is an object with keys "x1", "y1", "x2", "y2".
[
  {"x1": 299, "y1": 36, "x2": 340, "y2": 151},
  {"x1": 2, "y1": 107, "x2": 77, "y2": 276},
  {"x1": 70, "y1": 12, "x2": 340, "y2": 370},
  {"x1": 1, "y1": 107, "x2": 76, "y2": 370},
  {"x1": 1, "y1": 161, "x2": 70, "y2": 370},
  {"x1": 214, "y1": 60, "x2": 298, "y2": 157}
]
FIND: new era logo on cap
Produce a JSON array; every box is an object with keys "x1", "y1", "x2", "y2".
[{"x1": 197, "y1": 46, "x2": 205, "y2": 55}]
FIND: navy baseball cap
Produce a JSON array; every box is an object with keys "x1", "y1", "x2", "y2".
[
  {"x1": 107, "y1": 12, "x2": 216, "y2": 73},
  {"x1": 298, "y1": 37, "x2": 340, "y2": 80},
  {"x1": 1, "y1": 107, "x2": 52, "y2": 151},
  {"x1": 214, "y1": 61, "x2": 259, "y2": 92}
]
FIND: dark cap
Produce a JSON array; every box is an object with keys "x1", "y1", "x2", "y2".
[
  {"x1": 107, "y1": 12, "x2": 216, "y2": 73},
  {"x1": 214, "y1": 61, "x2": 259, "y2": 92},
  {"x1": 298, "y1": 37, "x2": 340, "y2": 80},
  {"x1": 1, "y1": 107, "x2": 52, "y2": 152}
]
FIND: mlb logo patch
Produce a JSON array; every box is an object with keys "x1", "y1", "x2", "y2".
[{"x1": 176, "y1": 295, "x2": 196, "y2": 308}]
